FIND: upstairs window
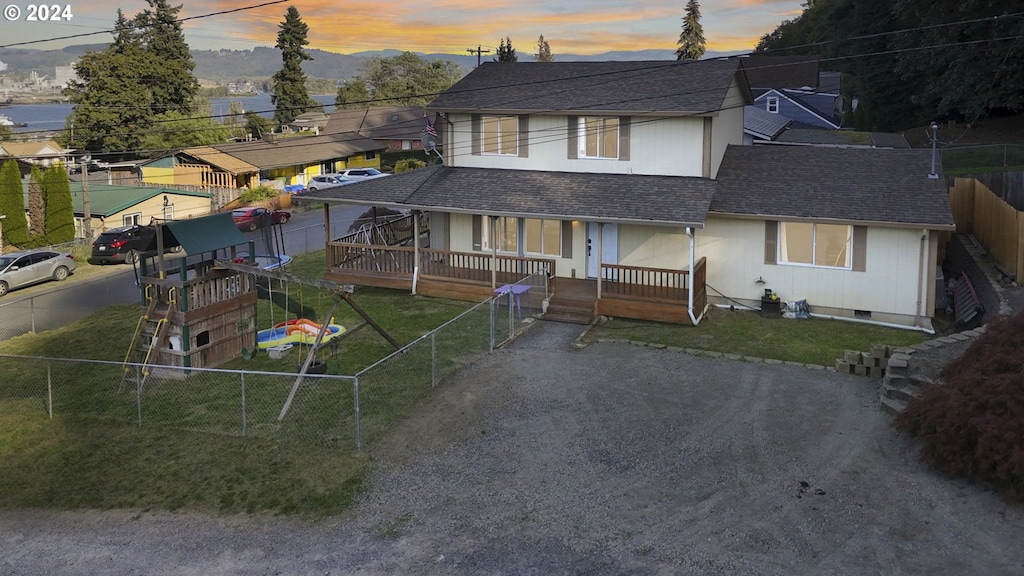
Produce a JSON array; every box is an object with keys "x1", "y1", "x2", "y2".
[
  {"x1": 481, "y1": 115, "x2": 518, "y2": 155},
  {"x1": 766, "y1": 97, "x2": 780, "y2": 114},
  {"x1": 578, "y1": 117, "x2": 619, "y2": 159}
]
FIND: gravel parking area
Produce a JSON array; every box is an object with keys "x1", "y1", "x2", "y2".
[{"x1": 2, "y1": 321, "x2": 1023, "y2": 575}]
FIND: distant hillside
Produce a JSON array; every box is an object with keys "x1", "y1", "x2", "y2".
[{"x1": 0, "y1": 46, "x2": 745, "y2": 83}]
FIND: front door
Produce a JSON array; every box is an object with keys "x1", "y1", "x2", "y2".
[{"x1": 586, "y1": 222, "x2": 618, "y2": 278}]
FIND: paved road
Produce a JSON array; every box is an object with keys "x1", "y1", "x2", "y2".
[
  {"x1": 1, "y1": 323, "x2": 1022, "y2": 575},
  {"x1": 0, "y1": 203, "x2": 373, "y2": 341}
]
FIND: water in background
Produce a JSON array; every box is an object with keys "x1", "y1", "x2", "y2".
[{"x1": 5, "y1": 93, "x2": 337, "y2": 137}]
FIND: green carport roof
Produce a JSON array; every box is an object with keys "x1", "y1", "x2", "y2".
[{"x1": 164, "y1": 213, "x2": 248, "y2": 254}]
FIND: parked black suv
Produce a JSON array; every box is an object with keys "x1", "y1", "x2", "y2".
[{"x1": 88, "y1": 225, "x2": 179, "y2": 265}]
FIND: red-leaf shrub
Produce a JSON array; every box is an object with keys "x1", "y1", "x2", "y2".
[{"x1": 893, "y1": 310, "x2": 1024, "y2": 501}]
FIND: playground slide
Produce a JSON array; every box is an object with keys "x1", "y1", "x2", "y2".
[{"x1": 256, "y1": 319, "x2": 346, "y2": 349}]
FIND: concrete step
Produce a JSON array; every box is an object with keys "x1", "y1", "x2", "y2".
[
  {"x1": 880, "y1": 396, "x2": 908, "y2": 415},
  {"x1": 543, "y1": 310, "x2": 594, "y2": 325},
  {"x1": 882, "y1": 384, "x2": 919, "y2": 403}
]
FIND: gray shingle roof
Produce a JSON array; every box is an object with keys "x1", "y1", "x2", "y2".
[
  {"x1": 744, "y1": 106, "x2": 792, "y2": 140},
  {"x1": 427, "y1": 59, "x2": 750, "y2": 116},
  {"x1": 711, "y1": 145, "x2": 954, "y2": 229},
  {"x1": 211, "y1": 132, "x2": 384, "y2": 170},
  {"x1": 303, "y1": 165, "x2": 717, "y2": 227}
]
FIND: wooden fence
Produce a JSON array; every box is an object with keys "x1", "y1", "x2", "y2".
[{"x1": 949, "y1": 177, "x2": 1024, "y2": 279}]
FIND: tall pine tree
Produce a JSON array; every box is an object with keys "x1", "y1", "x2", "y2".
[
  {"x1": 135, "y1": 0, "x2": 199, "y2": 115},
  {"x1": 675, "y1": 0, "x2": 706, "y2": 61},
  {"x1": 495, "y1": 37, "x2": 518, "y2": 62},
  {"x1": 535, "y1": 35, "x2": 554, "y2": 62},
  {"x1": 271, "y1": 6, "x2": 321, "y2": 126},
  {"x1": 0, "y1": 159, "x2": 29, "y2": 248}
]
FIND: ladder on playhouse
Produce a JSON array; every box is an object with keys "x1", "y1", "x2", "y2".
[{"x1": 119, "y1": 292, "x2": 174, "y2": 392}]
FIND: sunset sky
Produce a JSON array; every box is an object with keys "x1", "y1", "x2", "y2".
[{"x1": 2, "y1": 0, "x2": 805, "y2": 56}]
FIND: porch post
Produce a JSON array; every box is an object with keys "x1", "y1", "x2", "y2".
[
  {"x1": 596, "y1": 223, "x2": 603, "y2": 299},
  {"x1": 490, "y1": 216, "x2": 497, "y2": 289},
  {"x1": 412, "y1": 211, "x2": 421, "y2": 295},
  {"x1": 323, "y1": 202, "x2": 331, "y2": 271}
]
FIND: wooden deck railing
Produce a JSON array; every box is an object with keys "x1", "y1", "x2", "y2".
[
  {"x1": 600, "y1": 257, "x2": 707, "y2": 307},
  {"x1": 327, "y1": 243, "x2": 554, "y2": 283}
]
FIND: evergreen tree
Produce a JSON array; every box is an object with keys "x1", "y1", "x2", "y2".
[
  {"x1": 0, "y1": 159, "x2": 29, "y2": 247},
  {"x1": 135, "y1": 0, "x2": 199, "y2": 114},
  {"x1": 271, "y1": 6, "x2": 321, "y2": 126},
  {"x1": 243, "y1": 111, "x2": 274, "y2": 140},
  {"x1": 495, "y1": 36, "x2": 518, "y2": 62},
  {"x1": 27, "y1": 164, "x2": 44, "y2": 237},
  {"x1": 42, "y1": 165, "x2": 74, "y2": 244},
  {"x1": 676, "y1": 0, "x2": 706, "y2": 61},
  {"x1": 535, "y1": 35, "x2": 554, "y2": 62}
]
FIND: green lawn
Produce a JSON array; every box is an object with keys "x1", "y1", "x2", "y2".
[{"x1": 584, "y1": 306, "x2": 936, "y2": 366}]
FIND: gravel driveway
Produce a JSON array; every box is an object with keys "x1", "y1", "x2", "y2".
[{"x1": 2, "y1": 321, "x2": 1023, "y2": 575}]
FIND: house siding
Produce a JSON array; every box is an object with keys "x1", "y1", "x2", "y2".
[
  {"x1": 709, "y1": 82, "x2": 747, "y2": 177},
  {"x1": 697, "y1": 216, "x2": 931, "y2": 325},
  {"x1": 448, "y1": 213, "x2": 587, "y2": 279},
  {"x1": 618, "y1": 224, "x2": 687, "y2": 269},
  {"x1": 754, "y1": 91, "x2": 837, "y2": 129},
  {"x1": 448, "y1": 113, "x2": 706, "y2": 176}
]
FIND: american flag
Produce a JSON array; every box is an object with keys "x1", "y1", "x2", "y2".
[{"x1": 424, "y1": 115, "x2": 438, "y2": 138}]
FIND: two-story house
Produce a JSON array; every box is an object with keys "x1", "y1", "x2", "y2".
[{"x1": 303, "y1": 59, "x2": 953, "y2": 331}]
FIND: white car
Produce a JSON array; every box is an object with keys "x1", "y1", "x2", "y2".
[
  {"x1": 337, "y1": 168, "x2": 390, "y2": 180},
  {"x1": 306, "y1": 174, "x2": 356, "y2": 191}
]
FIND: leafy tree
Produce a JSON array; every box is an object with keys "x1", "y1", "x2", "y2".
[
  {"x1": 271, "y1": 6, "x2": 322, "y2": 126},
  {"x1": 140, "y1": 110, "x2": 234, "y2": 154},
  {"x1": 42, "y1": 165, "x2": 74, "y2": 244},
  {"x1": 27, "y1": 164, "x2": 44, "y2": 237},
  {"x1": 495, "y1": 36, "x2": 518, "y2": 62},
  {"x1": 356, "y1": 52, "x2": 463, "y2": 106},
  {"x1": 135, "y1": 0, "x2": 199, "y2": 115},
  {"x1": 0, "y1": 159, "x2": 29, "y2": 247},
  {"x1": 334, "y1": 79, "x2": 370, "y2": 109},
  {"x1": 243, "y1": 111, "x2": 274, "y2": 140},
  {"x1": 535, "y1": 35, "x2": 554, "y2": 62},
  {"x1": 0, "y1": 124, "x2": 12, "y2": 141},
  {"x1": 676, "y1": 0, "x2": 706, "y2": 61},
  {"x1": 395, "y1": 158, "x2": 426, "y2": 173}
]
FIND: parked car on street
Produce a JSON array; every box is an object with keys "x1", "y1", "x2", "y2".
[
  {"x1": 232, "y1": 207, "x2": 291, "y2": 231},
  {"x1": 306, "y1": 174, "x2": 356, "y2": 191},
  {"x1": 0, "y1": 249, "x2": 76, "y2": 297},
  {"x1": 337, "y1": 168, "x2": 390, "y2": 180},
  {"x1": 88, "y1": 224, "x2": 180, "y2": 265}
]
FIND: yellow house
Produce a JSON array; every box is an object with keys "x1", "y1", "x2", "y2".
[
  {"x1": 140, "y1": 147, "x2": 260, "y2": 189},
  {"x1": 0, "y1": 140, "x2": 69, "y2": 169},
  {"x1": 51, "y1": 183, "x2": 212, "y2": 239}
]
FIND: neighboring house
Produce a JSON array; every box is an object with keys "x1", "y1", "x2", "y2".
[
  {"x1": 753, "y1": 88, "x2": 842, "y2": 129},
  {"x1": 287, "y1": 111, "x2": 330, "y2": 134},
  {"x1": 324, "y1": 106, "x2": 442, "y2": 152},
  {"x1": 141, "y1": 147, "x2": 260, "y2": 189},
  {"x1": 0, "y1": 140, "x2": 69, "y2": 168},
  {"x1": 773, "y1": 128, "x2": 911, "y2": 148},
  {"x1": 301, "y1": 59, "x2": 953, "y2": 331},
  {"x1": 140, "y1": 132, "x2": 385, "y2": 190},
  {"x1": 22, "y1": 183, "x2": 213, "y2": 240}
]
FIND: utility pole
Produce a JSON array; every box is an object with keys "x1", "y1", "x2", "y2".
[
  {"x1": 467, "y1": 45, "x2": 491, "y2": 67},
  {"x1": 82, "y1": 160, "x2": 92, "y2": 240}
]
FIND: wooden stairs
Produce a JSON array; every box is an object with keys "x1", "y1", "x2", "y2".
[{"x1": 543, "y1": 279, "x2": 597, "y2": 325}]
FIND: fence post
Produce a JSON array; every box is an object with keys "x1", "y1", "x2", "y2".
[
  {"x1": 507, "y1": 290, "x2": 514, "y2": 340},
  {"x1": 46, "y1": 359, "x2": 53, "y2": 419},
  {"x1": 431, "y1": 332, "x2": 437, "y2": 387},
  {"x1": 489, "y1": 298, "x2": 496, "y2": 351},
  {"x1": 354, "y1": 376, "x2": 361, "y2": 451},
  {"x1": 240, "y1": 372, "x2": 247, "y2": 437},
  {"x1": 136, "y1": 366, "x2": 143, "y2": 427},
  {"x1": 30, "y1": 297, "x2": 36, "y2": 333}
]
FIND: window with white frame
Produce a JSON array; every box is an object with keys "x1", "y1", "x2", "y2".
[
  {"x1": 122, "y1": 212, "x2": 143, "y2": 226},
  {"x1": 578, "y1": 117, "x2": 618, "y2": 159},
  {"x1": 483, "y1": 217, "x2": 561, "y2": 256},
  {"x1": 481, "y1": 115, "x2": 518, "y2": 155},
  {"x1": 766, "y1": 97, "x2": 780, "y2": 114},
  {"x1": 778, "y1": 222, "x2": 852, "y2": 268}
]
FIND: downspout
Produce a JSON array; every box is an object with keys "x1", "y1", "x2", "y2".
[
  {"x1": 915, "y1": 228, "x2": 928, "y2": 329},
  {"x1": 596, "y1": 223, "x2": 603, "y2": 299},
  {"x1": 490, "y1": 216, "x2": 497, "y2": 289},
  {"x1": 686, "y1": 227, "x2": 702, "y2": 325},
  {"x1": 412, "y1": 211, "x2": 420, "y2": 295}
]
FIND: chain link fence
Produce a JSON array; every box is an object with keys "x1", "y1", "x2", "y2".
[{"x1": 0, "y1": 272, "x2": 547, "y2": 450}]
